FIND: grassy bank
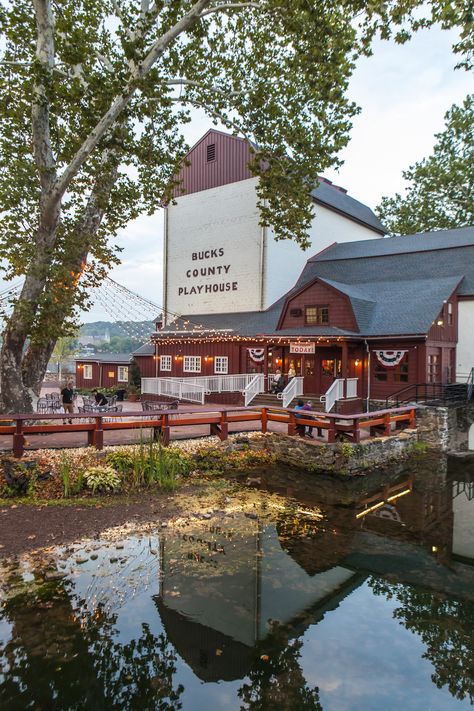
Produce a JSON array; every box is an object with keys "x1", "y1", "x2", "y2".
[{"x1": 0, "y1": 434, "x2": 276, "y2": 505}]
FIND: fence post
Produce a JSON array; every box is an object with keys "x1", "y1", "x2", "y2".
[
  {"x1": 409, "y1": 408, "x2": 416, "y2": 428},
  {"x1": 13, "y1": 419, "x2": 24, "y2": 458},
  {"x1": 94, "y1": 416, "x2": 104, "y2": 450},
  {"x1": 328, "y1": 416, "x2": 336, "y2": 444},
  {"x1": 288, "y1": 411, "x2": 296, "y2": 436},
  {"x1": 383, "y1": 413, "x2": 391, "y2": 436},
  {"x1": 261, "y1": 407, "x2": 268, "y2": 434},
  {"x1": 353, "y1": 417, "x2": 361, "y2": 443},
  {"x1": 219, "y1": 411, "x2": 228, "y2": 441},
  {"x1": 161, "y1": 414, "x2": 170, "y2": 445}
]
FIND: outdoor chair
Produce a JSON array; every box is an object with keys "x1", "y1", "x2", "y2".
[
  {"x1": 142, "y1": 400, "x2": 178, "y2": 411},
  {"x1": 36, "y1": 398, "x2": 49, "y2": 414}
]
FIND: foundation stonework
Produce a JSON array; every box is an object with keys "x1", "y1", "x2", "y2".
[
  {"x1": 416, "y1": 403, "x2": 474, "y2": 452},
  {"x1": 224, "y1": 431, "x2": 419, "y2": 476}
]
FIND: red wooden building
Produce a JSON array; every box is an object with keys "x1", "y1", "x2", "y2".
[
  {"x1": 137, "y1": 228, "x2": 474, "y2": 408},
  {"x1": 75, "y1": 353, "x2": 130, "y2": 389}
]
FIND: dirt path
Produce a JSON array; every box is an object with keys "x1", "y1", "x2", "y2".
[{"x1": 0, "y1": 490, "x2": 186, "y2": 559}]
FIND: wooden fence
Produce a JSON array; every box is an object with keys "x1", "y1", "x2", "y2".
[{"x1": 0, "y1": 405, "x2": 417, "y2": 458}]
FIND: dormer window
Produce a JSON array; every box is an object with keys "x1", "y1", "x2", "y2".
[
  {"x1": 305, "y1": 305, "x2": 329, "y2": 325},
  {"x1": 206, "y1": 143, "x2": 216, "y2": 162}
]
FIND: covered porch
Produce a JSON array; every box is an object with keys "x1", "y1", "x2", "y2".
[{"x1": 142, "y1": 337, "x2": 365, "y2": 411}]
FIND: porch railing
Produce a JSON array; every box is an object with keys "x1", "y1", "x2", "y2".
[
  {"x1": 244, "y1": 374, "x2": 265, "y2": 406},
  {"x1": 321, "y1": 379, "x2": 344, "y2": 412},
  {"x1": 278, "y1": 377, "x2": 304, "y2": 408},
  {"x1": 182, "y1": 373, "x2": 257, "y2": 392},
  {"x1": 141, "y1": 378, "x2": 206, "y2": 405},
  {"x1": 346, "y1": 378, "x2": 358, "y2": 398}
]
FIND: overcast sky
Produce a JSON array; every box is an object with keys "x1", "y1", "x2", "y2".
[{"x1": 79, "y1": 26, "x2": 474, "y2": 321}]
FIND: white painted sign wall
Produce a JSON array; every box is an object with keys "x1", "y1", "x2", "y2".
[
  {"x1": 165, "y1": 178, "x2": 262, "y2": 316},
  {"x1": 163, "y1": 177, "x2": 383, "y2": 318}
]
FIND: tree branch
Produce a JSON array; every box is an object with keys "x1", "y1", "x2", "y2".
[
  {"x1": 31, "y1": 0, "x2": 57, "y2": 195},
  {"x1": 53, "y1": 0, "x2": 212, "y2": 203},
  {"x1": 165, "y1": 77, "x2": 243, "y2": 97},
  {"x1": 199, "y1": 2, "x2": 260, "y2": 17}
]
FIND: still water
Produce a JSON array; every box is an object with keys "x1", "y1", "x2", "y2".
[{"x1": 1, "y1": 456, "x2": 474, "y2": 710}]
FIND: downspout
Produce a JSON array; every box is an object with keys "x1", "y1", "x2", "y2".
[{"x1": 365, "y1": 339, "x2": 370, "y2": 413}]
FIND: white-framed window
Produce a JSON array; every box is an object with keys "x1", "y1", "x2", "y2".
[
  {"x1": 214, "y1": 356, "x2": 229, "y2": 374},
  {"x1": 117, "y1": 366, "x2": 129, "y2": 382},
  {"x1": 183, "y1": 355, "x2": 201, "y2": 373},
  {"x1": 83, "y1": 364, "x2": 93, "y2": 380},
  {"x1": 160, "y1": 355, "x2": 172, "y2": 372}
]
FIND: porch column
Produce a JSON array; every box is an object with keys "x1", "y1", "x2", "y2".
[
  {"x1": 263, "y1": 345, "x2": 268, "y2": 388},
  {"x1": 341, "y1": 341, "x2": 348, "y2": 397}
]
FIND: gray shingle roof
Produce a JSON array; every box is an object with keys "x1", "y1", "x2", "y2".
[
  {"x1": 311, "y1": 180, "x2": 386, "y2": 234},
  {"x1": 75, "y1": 352, "x2": 131, "y2": 364},
  {"x1": 132, "y1": 343, "x2": 154, "y2": 356},
  {"x1": 299, "y1": 226, "x2": 474, "y2": 296},
  {"x1": 155, "y1": 227, "x2": 474, "y2": 340},
  {"x1": 312, "y1": 225, "x2": 474, "y2": 261}
]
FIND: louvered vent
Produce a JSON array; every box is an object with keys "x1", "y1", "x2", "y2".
[{"x1": 206, "y1": 143, "x2": 216, "y2": 162}]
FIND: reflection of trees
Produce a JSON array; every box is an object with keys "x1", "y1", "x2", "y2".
[
  {"x1": 369, "y1": 577, "x2": 474, "y2": 703},
  {"x1": 83, "y1": 612, "x2": 184, "y2": 711},
  {"x1": 0, "y1": 573, "x2": 183, "y2": 711},
  {"x1": 238, "y1": 623, "x2": 322, "y2": 710}
]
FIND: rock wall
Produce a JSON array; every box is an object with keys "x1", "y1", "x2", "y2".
[
  {"x1": 229, "y1": 430, "x2": 419, "y2": 476},
  {"x1": 415, "y1": 403, "x2": 474, "y2": 452}
]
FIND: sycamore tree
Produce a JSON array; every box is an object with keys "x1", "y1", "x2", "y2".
[
  {"x1": 377, "y1": 94, "x2": 474, "y2": 235},
  {"x1": 0, "y1": 0, "x2": 471, "y2": 412}
]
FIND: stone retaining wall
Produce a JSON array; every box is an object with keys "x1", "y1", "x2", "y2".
[
  {"x1": 416, "y1": 403, "x2": 474, "y2": 452},
  {"x1": 226, "y1": 430, "x2": 419, "y2": 476}
]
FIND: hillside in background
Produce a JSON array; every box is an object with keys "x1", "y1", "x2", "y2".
[{"x1": 80, "y1": 321, "x2": 154, "y2": 338}]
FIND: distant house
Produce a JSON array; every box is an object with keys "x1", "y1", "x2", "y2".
[{"x1": 75, "y1": 353, "x2": 130, "y2": 389}]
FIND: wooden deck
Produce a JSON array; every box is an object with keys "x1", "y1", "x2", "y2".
[{"x1": 0, "y1": 405, "x2": 417, "y2": 458}]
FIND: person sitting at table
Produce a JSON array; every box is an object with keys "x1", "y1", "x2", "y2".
[
  {"x1": 270, "y1": 369, "x2": 285, "y2": 393},
  {"x1": 92, "y1": 389, "x2": 108, "y2": 407},
  {"x1": 294, "y1": 399, "x2": 307, "y2": 438}
]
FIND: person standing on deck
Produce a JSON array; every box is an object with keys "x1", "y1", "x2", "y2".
[{"x1": 61, "y1": 381, "x2": 75, "y2": 424}]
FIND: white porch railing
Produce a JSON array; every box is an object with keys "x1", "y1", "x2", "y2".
[
  {"x1": 244, "y1": 374, "x2": 265, "y2": 406},
  {"x1": 346, "y1": 378, "x2": 358, "y2": 399},
  {"x1": 141, "y1": 378, "x2": 206, "y2": 405},
  {"x1": 278, "y1": 377, "x2": 304, "y2": 408},
  {"x1": 321, "y1": 379, "x2": 344, "y2": 413},
  {"x1": 182, "y1": 373, "x2": 256, "y2": 393}
]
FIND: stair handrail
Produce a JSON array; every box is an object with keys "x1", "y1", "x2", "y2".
[
  {"x1": 244, "y1": 373, "x2": 265, "y2": 406},
  {"x1": 320, "y1": 378, "x2": 344, "y2": 412},
  {"x1": 467, "y1": 367, "x2": 474, "y2": 401},
  {"x1": 385, "y1": 381, "x2": 466, "y2": 408},
  {"x1": 278, "y1": 377, "x2": 304, "y2": 408}
]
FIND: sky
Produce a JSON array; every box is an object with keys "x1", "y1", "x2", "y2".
[{"x1": 61, "y1": 26, "x2": 474, "y2": 321}]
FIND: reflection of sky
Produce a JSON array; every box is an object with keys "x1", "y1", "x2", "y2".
[
  {"x1": 55, "y1": 519, "x2": 473, "y2": 710},
  {"x1": 300, "y1": 581, "x2": 470, "y2": 711}
]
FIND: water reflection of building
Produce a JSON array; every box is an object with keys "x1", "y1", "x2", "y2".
[
  {"x1": 155, "y1": 513, "x2": 363, "y2": 682},
  {"x1": 449, "y1": 457, "x2": 474, "y2": 566},
  {"x1": 154, "y1": 462, "x2": 474, "y2": 683}
]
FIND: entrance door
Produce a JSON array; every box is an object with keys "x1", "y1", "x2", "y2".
[
  {"x1": 320, "y1": 356, "x2": 341, "y2": 393},
  {"x1": 303, "y1": 356, "x2": 317, "y2": 393}
]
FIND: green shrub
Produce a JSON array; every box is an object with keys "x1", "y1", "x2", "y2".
[
  {"x1": 83, "y1": 465, "x2": 121, "y2": 493},
  {"x1": 106, "y1": 450, "x2": 134, "y2": 474}
]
